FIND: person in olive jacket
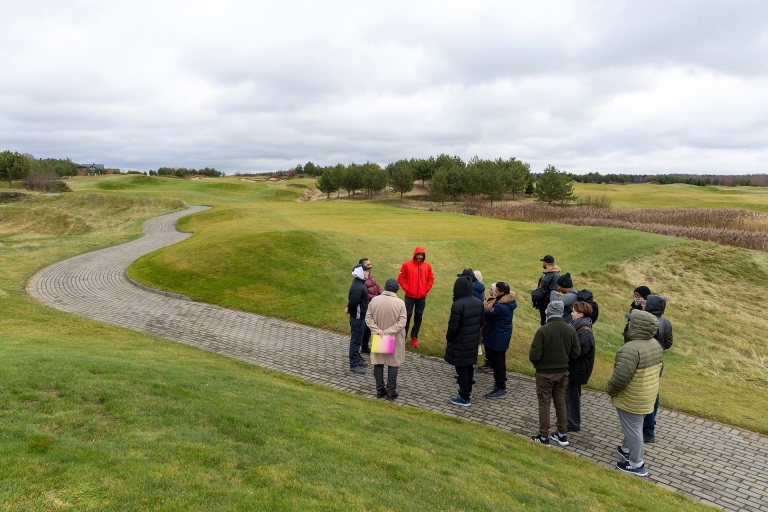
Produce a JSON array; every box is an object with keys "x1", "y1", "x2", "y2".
[
  {"x1": 529, "y1": 300, "x2": 580, "y2": 446},
  {"x1": 606, "y1": 309, "x2": 663, "y2": 477},
  {"x1": 481, "y1": 282, "x2": 517, "y2": 399},
  {"x1": 444, "y1": 276, "x2": 483, "y2": 407},
  {"x1": 565, "y1": 301, "x2": 595, "y2": 432}
]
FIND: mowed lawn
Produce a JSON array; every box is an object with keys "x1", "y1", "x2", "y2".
[
  {"x1": 117, "y1": 176, "x2": 768, "y2": 435},
  {"x1": 0, "y1": 174, "x2": 755, "y2": 510}
]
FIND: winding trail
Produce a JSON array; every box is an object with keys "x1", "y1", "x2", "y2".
[{"x1": 27, "y1": 206, "x2": 768, "y2": 512}]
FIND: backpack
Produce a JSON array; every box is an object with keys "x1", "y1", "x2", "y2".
[
  {"x1": 531, "y1": 287, "x2": 548, "y2": 308},
  {"x1": 576, "y1": 289, "x2": 599, "y2": 324}
]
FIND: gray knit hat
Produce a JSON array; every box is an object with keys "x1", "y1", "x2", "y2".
[
  {"x1": 546, "y1": 300, "x2": 564, "y2": 317},
  {"x1": 384, "y1": 278, "x2": 400, "y2": 293}
]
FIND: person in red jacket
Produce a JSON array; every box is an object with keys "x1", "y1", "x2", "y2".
[{"x1": 397, "y1": 246, "x2": 434, "y2": 348}]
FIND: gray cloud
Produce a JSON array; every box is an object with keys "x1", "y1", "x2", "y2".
[{"x1": 1, "y1": 0, "x2": 767, "y2": 174}]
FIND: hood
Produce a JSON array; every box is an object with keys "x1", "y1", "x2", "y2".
[
  {"x1": 496, "y1": 293, "x2": 516, "y2": 304},
  {"x1": 412, "y1": 246, "x2": 426, "y2": 261},
  {"x1": 573, "y1": 316, "x2": 592, "y2": 330},
  {"x1": 452, "y1": 276, "x2": 473, "y2": 299},
  {"x1": 351, "y1": 266, "x2": 365, "y2": 281},
  {"x1": 544, "y1": 265, "x2": 561, "y2": 273},
  {"x1": 626, "y1": 309, "x2": 659, "y2": 341},
  {"x1": 644, "y1": 295, "x2": 666, "y2": 316}
]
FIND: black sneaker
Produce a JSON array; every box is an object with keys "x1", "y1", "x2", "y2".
[
  {"x1": 643, "y1": 436, "x2": 656, "y2": 444},
  {"x1": 550, "y1": 432, "x2": 569, "y2": 446},
  {"x1": 616, "y1": 461, "x2": 648, "y2": 477},
  {"x1": 616, "y1": 446, "x2": 630, "y2": 462},
  {"x1": 350, "y1": 366, "x2": 365, "y2": 375},
  {"x1": 386, "y1": 390, "x2": 399, "y2": 400},
  {"x1": 531, "y1": 435, "x2": 550, "y2": 445},
  {"x1": 376, "y1": 388, "x2": 387, "y2": 398},
  {"x1": 484, "y1": 388, "x2": 506, "y2": 399}
]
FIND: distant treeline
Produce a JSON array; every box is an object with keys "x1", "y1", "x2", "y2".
[{"x1": 573, "y1": 172, "x2": 768, "y2": 187}]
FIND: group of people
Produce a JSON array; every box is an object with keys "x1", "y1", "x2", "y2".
[{"x1": 345, "y1": 250, "x2": 673, "y2": 477}]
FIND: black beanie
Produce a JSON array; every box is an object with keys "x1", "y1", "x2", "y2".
[
  {"x1": 634, "y1": 286, "x2": 651, "y2": 298},
  {"x1": 556, "y1": 273, "x2": 573, "y2": 288}
]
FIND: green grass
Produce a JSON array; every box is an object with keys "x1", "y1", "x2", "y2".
[
  {"x1": 574, "y1": 182, "x2": 768, "y2": 212},
  {"x1": 115, "y1": 177, "x2": 768, "y2": 435},
  {"x1": 0, "y1": 181, "x2": 713, "y2": 510}
]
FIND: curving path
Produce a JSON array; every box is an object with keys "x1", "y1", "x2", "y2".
[{"x1": 27, "y1": 206, "x2": 768, "y2": 512}]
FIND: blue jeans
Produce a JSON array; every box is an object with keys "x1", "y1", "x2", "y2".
[
  {"x1": 643, "y1": 365, "x2": 664, "y2": 439},
  {"x1": 349, "y1": 316, "x2": 364, "y2": 368}
]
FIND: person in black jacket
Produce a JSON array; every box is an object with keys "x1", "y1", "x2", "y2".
[
  {"x1": 641, "y1": 294, "x2": 673, "y2": 443},
  {"x1": 535, "y1": 255, "x2": 561, "y2": 326},
  {"x1": 345, "y1": 264, "x2": 370, "y2": 374},
  {"x1": 565, "y1": 301, "x2": 595, "y2": 432},
  {"x1": 444, "y1": 277, "x2": 484, "y2": 406}
]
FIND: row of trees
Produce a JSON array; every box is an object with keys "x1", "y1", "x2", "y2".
[
  {"x1": 574, "y1": 172, "x2": 768, "y2": 187},
  {"x1": 152, "y1": 167, "x2": 223, "y2": 178},
  {"x1": 313, "y1": 155, "x2": 576, "y2": 205}
]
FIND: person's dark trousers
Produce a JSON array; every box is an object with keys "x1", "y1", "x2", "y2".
[
  {"x1": 386, "y1": 366, "x2": 399, "y2": 395},
  {"x1": 404, "y1": 296, "x2": 426, "y2": 339},
  {"x1": 373, "y1": 364, "x2": 386, "y2": 393},
  {"x1": 455, "y1": 365, "x2": 474, "y2": 400},
  {"x1": 643, "y1": 365, "x2": 664, "y2": 439},
  {"x1": 565, "y1": 382, "x2": 582, "y2": 431},
  {"x1": 375, "y1": 364, "x2": 400, "y2": 395},
  {"x1": 361, "y1": 325, "x2": 372, "y2": 353},
  {"x1": 348, "y1": 316, "x2": 364, "y2": 368},
  {"x1": 537, "y1": 307, "x2": 547, "y2": 326},
  {"x1": 485, "y1": 348, "x2": 507, "y2": 390}
]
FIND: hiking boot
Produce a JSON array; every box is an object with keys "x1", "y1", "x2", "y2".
[
  {"x1": 376, "y1": 388, "x2": 387, "y2": 398},
  {"x1": 350, "y1": 366, "x2": 365, "y2": 375},
  {"x1": 484, "y1": 388, "x2": 506, "y2": 399},
  {"x1": 410, "y1": 337, "x2": 419, "y2": 348},
  {"x1": 643, "y1": 436, "x2": 656, "y2": 444},
  {"x1": 616, "y1": 446, "x2": 630, "y2": 462},
  {"x1": 616, "y1": 461, "x2": 648, "y2": 477},
  {"x1": 550, "y1": 432, "x2": 569, "y2": 446},
  {"x1": 449, "y1": 396, "x2": 471, "y2": 407},
  {"x1": 531, "y1": 435, "x2": 550, "y2": 445}
]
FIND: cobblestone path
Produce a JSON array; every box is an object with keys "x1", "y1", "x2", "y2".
[{"x1": 27, "y1": 206, "x2": 768, "y2": 512}]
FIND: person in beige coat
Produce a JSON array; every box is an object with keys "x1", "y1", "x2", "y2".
[{"x1": 365, "y1": 278, "x2": 408, "y2": 400}]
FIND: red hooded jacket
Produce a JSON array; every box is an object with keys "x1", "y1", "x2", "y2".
[{"x1": 398, "y1": 246, "x2": 434, "y2": 299}]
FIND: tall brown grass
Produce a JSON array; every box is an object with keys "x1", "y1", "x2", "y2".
[{"x1": 469, "y1": 204, "x2": 768, "y2": 250}]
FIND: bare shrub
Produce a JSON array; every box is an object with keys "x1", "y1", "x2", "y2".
[{"x1": 23, "y1": 170, "x2": 71, "y2": 192}]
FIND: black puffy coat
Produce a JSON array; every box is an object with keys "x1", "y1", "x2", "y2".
[
  {"x1": 568, "y1": 316, "x2": 595, "y2": 385},
  {"x1": 444, "y1": 277, "x2": 484, "y2": 367}
]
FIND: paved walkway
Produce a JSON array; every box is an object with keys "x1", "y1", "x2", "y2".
[{"x1": 27, "y1": 206, "x2": 768, "y2": 512}]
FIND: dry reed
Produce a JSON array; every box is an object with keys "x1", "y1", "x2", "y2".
[{"x1": 470, "y1": 204, "x2": 768, "y2": 251}]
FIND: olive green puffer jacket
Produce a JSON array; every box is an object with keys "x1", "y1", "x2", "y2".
[{"x1": 606, "y1": 309, "x2": 664, "y2": 414}]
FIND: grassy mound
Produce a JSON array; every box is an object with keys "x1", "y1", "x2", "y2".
[{"x1": 0, "y1": 180, "x2": 711, "y2": 510}]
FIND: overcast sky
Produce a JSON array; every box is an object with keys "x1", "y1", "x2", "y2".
[{"x1": 2, "y1": 1, "x2": 768, "y2": 175}]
